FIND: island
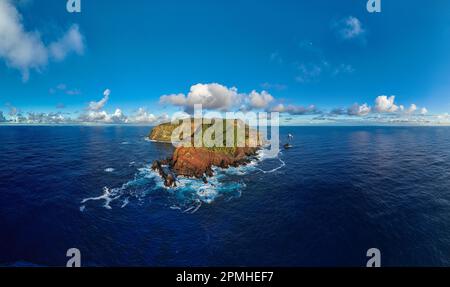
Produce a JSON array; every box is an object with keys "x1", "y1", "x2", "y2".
[{"x1": 149, "y1": 118, "x2": 263, "y2": 187}]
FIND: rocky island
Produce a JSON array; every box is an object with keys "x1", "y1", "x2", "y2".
[{"x1": 149, "y1": 119, "x2": 262, "y2": 187}]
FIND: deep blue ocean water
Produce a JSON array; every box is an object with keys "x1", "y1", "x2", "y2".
[{"x1": 1, "y1": 126, "x2": 450, "y2": 267}]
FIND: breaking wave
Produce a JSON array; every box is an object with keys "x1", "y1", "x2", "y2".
[{"x1": 81, "y1": 147, "x2": 285, "y2": 212}]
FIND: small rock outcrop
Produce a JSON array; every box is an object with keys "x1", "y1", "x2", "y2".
[{"x1": 151, "y1": 158, "x2": 177, "y2": 187}]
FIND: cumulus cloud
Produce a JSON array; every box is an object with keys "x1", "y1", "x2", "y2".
[
  {"x1": 78, "y1": 89, "x2": 117, "y2": 123},
  {"x1": 49, "y1": 25, "x2": 84, "y2": 61},
  {"x1": 159, "y1": 83, "x2": 326, "y2": 117},
  {"x1": 160, "y1": 83, "x2": 282, "y2": 113},
  {"x1": 126, "y1": 108, "x2": 166, "y2": 124},
  {"x1": 0, "y1": 0, "x2": 85, "y2": 81},
  {"x1": 160, "y1": 83, "x2": 247, "y2": 112},
  {"x1": 1, "y1": 108, "x2": 69, "y2": 124},
  {"x1": 326, "y1": 96, "x2": 428, "y2": 120},
  {"x1": 248, "y1": 90, "x2": 274, "y2": 109},
  {"x1": 334, "y1": 16, "x2": 365, "y2": 40},
  {"x1": 374, "y1": 95, "x2": 399, "y2": 113},
  {"x1": 25, "y1": 112, "x2": 67, "y2": 124},
  {"x1": 127, "y1": 108, "x2": 169, "y2": 124},
  {"x1": 270, "y1": 104, "x2": 286, "y2": 113},
  {"x1": 77, "y1": 89, "x2": 169, "y2": 125},
  {"x1": 78, "y1": 108, "x2": 129, "y2": 124},
  {"x1": 373, "y1": 96, "x2": 427, "y2": 116},
  {"x1": 404, "y1": 104, "x2": 417, "y2": 114},
  {"x1": 347, "y1": 103, "x2": 371, "y2": 116},
  {"x1": 109, "y1": 109, "x2": 127, "y2": 123},
  {"x1": 129, "y1": 107, "x2": 156, "y2": 123},
  {"x1": 159, "y1": 93, "x2": 186, "y2": 107},
  {"x1": 88, "y1": 89, "x2": 110, "y2": 111}
]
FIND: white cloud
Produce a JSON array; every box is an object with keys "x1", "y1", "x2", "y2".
[
  {"x1": 79, "y1": 110, "x2": 110, "y2": 123},
  {"x1": 128, "y1": 108, "x2": 156, "y2": 123},
  {"x1": 160, "y1": 93, "x2": 186, "y2": 106},
  {"x1": 159, "y1": 83, "x2": 325, "y2": 116},
  {"x1": 420, "y1": 108, "x2": 428, "y2": 115},
  {"x1": 406, "y1": 104, "x2": 417, "y2": 114},
  {"x1": 347, "y1": 103, "x2": 371, "y2": 116},
  {"x1": 160, "y1": 83, "x2": 280, "y2": 113},
  {"x1": 160, "y1": 83, "x2": 243, "y2": 112},
  {"x1": 49, "y1": 25, "x2": 84, "y2": 61},
  {"x1": 270, "y1": 104, "x2": 286, "y2": 113},
  {"x1": 25, "y1": 112, "x2": 67, "y2": 124},
  {"x1": 79, "y1": 90, "x2": 168, "y2": 125},
  {"x1": 109, "y1": 108, "x2": 127, "y2": 123},
  {"x1": 326, "y1": 96, "x2": 429, "y2": 120},
  {"x1": 128, "y1": 108, "x2": 169, "y2": 124},
  {"x1": 248, "y1": 90, "x2": 274, "y2": 109},
  {"x1": 374, "y1": 95, "x2": 399, "y2": 113},
  {"x1": 79, "y1": 89, "x2": 118, "y2": 123},
  {"x1": 186, "y1": 83, "x2": 240, "y2": 111},
  {"x1": 335, "y1": 16, "x2": 365, "y2": 40},
  {"x1": 0, "y1": 0, "x2": 47, "y2": 81},
  {"x1": 88, "y1": 89, "x2": 110, "y2": 111},
  {"x1": 78, "y1": 108, "x2": 127, "y2": 124},
  {"x1": 373, "y1": 96, "x2": 427, "y2": 116},
  {"x1": 0, "y1": 0, "x2": 85, "y2": 81}
]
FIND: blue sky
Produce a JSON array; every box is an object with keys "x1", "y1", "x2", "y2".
[{"x1": 1, "y1": 0, "x2": 450, "y2": 124}]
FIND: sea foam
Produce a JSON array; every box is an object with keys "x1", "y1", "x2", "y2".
[{"x1": 81, "y1": 146, "x2": 285, "y2": 212}]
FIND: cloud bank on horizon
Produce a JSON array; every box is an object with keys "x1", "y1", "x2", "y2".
[
  {"x1": 4, "y1": 88, "x2": 170, "y2": 125},
  {"x1": 1, "y1": 84, "x2": 436, "y2": 125},
  {"x1": 0, "y1": 0, "x2": 449, "y2": 125}
]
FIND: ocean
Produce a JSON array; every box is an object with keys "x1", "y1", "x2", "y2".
[{"x1": 1, "y1": 125, "x2": 450, "y2": 267}]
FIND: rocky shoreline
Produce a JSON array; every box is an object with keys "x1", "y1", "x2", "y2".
[
  {"x1": 151, "y1": 146, "x2": 259, "y2": 187},
  {"x1": 149, "y1": 120, "x2": 261, "y2": 187}
]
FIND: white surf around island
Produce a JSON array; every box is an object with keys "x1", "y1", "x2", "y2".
[{"x1": 81, "y1": 145, "x2": 286, "y2": 213}]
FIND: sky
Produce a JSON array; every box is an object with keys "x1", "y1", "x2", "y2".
[{"x1": 0, "y1": 0, "x2": 450, "y2": 125}]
